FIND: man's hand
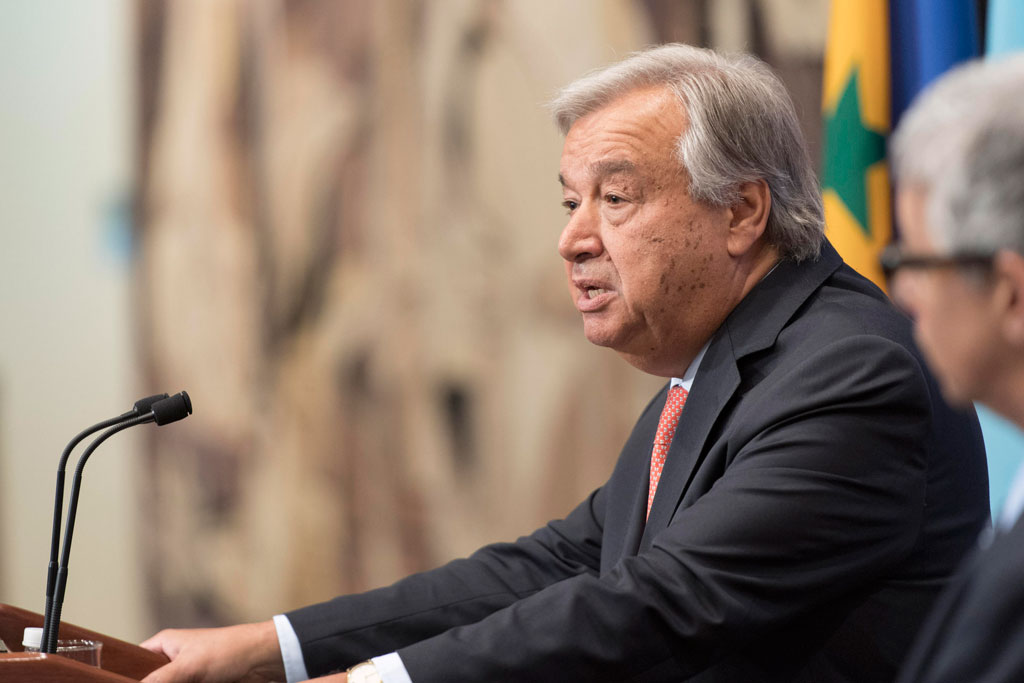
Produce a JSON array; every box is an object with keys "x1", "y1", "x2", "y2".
[
  {"x1": 140, "y1": 620, "x2": 286, "y2": 683},
  {"x1": 301, "y1": 676, "x2": 347, "y2": 682}
]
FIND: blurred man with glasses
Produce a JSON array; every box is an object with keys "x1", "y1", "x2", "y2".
[{"x1": 890, "y1": 55, "x2": 1024, "y2": 683}]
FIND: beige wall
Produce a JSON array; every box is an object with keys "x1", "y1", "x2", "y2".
[{"x1": 0, "y1": 0, "x2": 145, "y2": 641}]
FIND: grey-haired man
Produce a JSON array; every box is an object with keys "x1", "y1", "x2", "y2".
[
  {"x1": 889, "y1": 55, "x2": 1024, "y2": 683},
  {"x1": 142, "y1": 44, "x2": 987, "y2": 683}
]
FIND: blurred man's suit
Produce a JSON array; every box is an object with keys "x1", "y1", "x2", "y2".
[
  {"x1": 287, "y1": 242, "x2": 989, "y2": 682},
  {"x1": 897, "y1": 510, "x2": 1024, "y2": 683}
]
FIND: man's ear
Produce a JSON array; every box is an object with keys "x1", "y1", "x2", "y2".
[
  {"x1": 726, "y1": 179, "x2": 771, "y2": 257},
  {"x1": 995, "y1": 250, "x2": 1024, "y2": 347}
]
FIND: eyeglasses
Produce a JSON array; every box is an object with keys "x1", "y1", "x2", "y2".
[{"x1": 880, "y1": 244, "x2": 995, "y2": 279}]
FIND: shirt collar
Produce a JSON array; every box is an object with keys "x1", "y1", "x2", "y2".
[{"x1": 669, "y1": 340, "x2": 710, "y2": 393}]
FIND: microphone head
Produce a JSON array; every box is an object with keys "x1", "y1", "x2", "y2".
[
  {"x1": 151, "y1": 391, "x2": 193, "y2": 426},
  {"x1": 133, "y1": 394, "x2": 170, "y2": 415}
]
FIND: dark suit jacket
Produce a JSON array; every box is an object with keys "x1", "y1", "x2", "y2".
[
  {"x1": 288, "y1": 242, "x2": 989, "y2": 682},
  {"x1": 897, "y1": 514, "x2": 1024, "y2": 683}
]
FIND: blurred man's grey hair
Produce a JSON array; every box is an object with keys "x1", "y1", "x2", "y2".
[
  {"x1": 550, "y1": 43, "x2": 824, "y2": 262},
  {"x1": 891, "y1": 55, "x2": 1024, "y2": 253}
]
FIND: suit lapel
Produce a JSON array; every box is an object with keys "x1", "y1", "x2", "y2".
[
  {"x1": 640, "y1": 338, "x2": 739, "y2": 547},
  {"x1": 637, "y1": 242, "x2": 844, "y2": 550},
  {"x1": 616, "y1": 387, "x2": 672, "y2": 559}
]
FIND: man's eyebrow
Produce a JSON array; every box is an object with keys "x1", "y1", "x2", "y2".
[
  {"x1": 591, "y1": 159, "x2": 638, "y2": 177},
  {"x1": 559, "y1": 160, "x2": 639, "y2": 187}
]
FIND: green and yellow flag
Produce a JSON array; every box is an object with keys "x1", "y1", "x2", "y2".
[{"x1": 822, "y1": 0, "x2": 891, "y2": 290}]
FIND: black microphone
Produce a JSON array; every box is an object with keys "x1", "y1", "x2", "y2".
[
  {"x1": 151, "y1": 390, "x2": 192, "y2": 425},
  {"x1": 40, "y1": 393, "x2": 168, "y2": 651},
  {"x1": 41, "y1": 392, "x2": 191, "y2": 652},
  {"x1": 134, "y1": 393, "x2": 171, "y2": 416}
]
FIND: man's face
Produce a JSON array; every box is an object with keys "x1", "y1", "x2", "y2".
[
  {"x1": 557, "y1": 87, "x2": 739, "y2": 377},
  {"x1": 892, "y1": 187, "x2": 1002, "y2": 405}
]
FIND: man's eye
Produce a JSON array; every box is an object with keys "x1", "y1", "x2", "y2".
[
  {"x1": 562, "y1": 200, "x2": 579, "y2": 213},
  {"x1": 606, "y1": 194, "x2": 622, "y2": 204}
]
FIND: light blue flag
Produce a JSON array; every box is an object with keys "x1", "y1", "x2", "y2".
[
  {"x1": 987, "y1": 0, "x2": 1024, "y2": 58},
  {"x1": 976, "y1": 406, "x2": 1024, "y2": 517}
]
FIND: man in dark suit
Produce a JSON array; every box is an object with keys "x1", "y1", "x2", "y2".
[
  {"x1": 887, "y1": 56, "x2": 1024, "y2": 683},
  {"x1": 141, "y1": 44, "x2": 988, "y2": 683}
]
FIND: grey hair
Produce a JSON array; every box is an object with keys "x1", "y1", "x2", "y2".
[
  {"x1": 550, "y1": 43, "x2": 824, "y2": 262},
  {"x1": 891, "y1": 55, "x2": 1024, "y2": 253}
]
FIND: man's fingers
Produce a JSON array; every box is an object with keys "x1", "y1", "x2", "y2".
[
  {"x1": 140, "y1": 632, "x2": 169, "y2": 656},
  {"x1": 140, "y1": 659, "x2": 192, "y2": 683},
  {"x1": 136, "y1": 622, "x2": 282, "y2": 683},
  {"x1": 140, "y1": 629, "x2": 187, "y2": 660},
  {"x1": 138, "y1": 630, "x2": 207, "y2": 683}
]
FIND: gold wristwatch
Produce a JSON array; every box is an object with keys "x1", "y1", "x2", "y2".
[{"x1": 346, "y1": 660, "x2": 382, "y2": 683}]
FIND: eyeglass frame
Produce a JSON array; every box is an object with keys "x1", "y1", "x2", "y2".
[{"x1": 880, "y1": 244, "x2": 996, "y2": 280}]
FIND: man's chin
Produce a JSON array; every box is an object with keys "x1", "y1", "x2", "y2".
[
  {"x1": 581, "y1": 320, "x2": 630, "y2": 351},
  {"x1": 583, "y1": 331, "x2": 618, "y2": 349},
  {"x1": 580, "y1": 317, "x2": 613, "y2": 346}
]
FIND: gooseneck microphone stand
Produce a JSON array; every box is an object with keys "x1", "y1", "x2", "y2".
[
  {"x1": 40, "y1": 392, "x2": 191, "y2": 653},
  {"x1": 40, "y1": 394, "x2": 168, "y2": 652}
]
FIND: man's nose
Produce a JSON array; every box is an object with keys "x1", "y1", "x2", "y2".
[{"x1": 558, "y1": 205, "x2": 603, "y2": 263}]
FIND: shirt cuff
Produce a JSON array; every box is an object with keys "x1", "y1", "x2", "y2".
[
  {"x1": 372, "y1": 652, "x2": 413, "y2": 683},
  {"x1": 272, "y1": 614, "x2": 310, "y2": 683}
]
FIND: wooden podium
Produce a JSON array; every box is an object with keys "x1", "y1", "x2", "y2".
[{"x1": 0, "y1": 603, "x2": 168, "y2": 682}]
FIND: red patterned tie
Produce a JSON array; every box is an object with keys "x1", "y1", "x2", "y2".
[{"x1": 647, "y1": 385, "x2": 688, "y2": 519}]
